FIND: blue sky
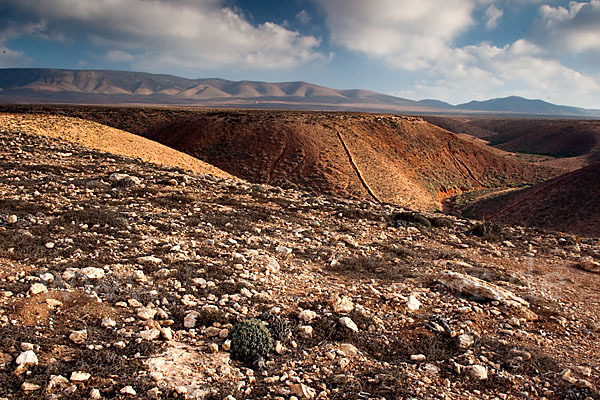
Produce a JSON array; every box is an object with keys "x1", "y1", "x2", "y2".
[{"x1": 1, "y1": 0, "x2": 599, "y2": 108}]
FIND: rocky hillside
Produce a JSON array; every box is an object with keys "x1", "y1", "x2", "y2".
[
  {"x1": 0, "y1": 113, "x2": 236, "y2": 180},
  {"x1": 463, "y1": 162, "x2": 600, "y2": 237},
  {"x1": 0, "y1": 120, "x2": 599, "y2": 399},
  {"x1": 424, "y1": 117, "x2": 600, "y2": 171},
  {"x1": 0, "y1": 105, "x2": 556, "y2": 212}
]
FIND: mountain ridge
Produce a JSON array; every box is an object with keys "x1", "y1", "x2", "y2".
[{"x1": 1, "y1": 68, "x2": 599, "y2": 117}]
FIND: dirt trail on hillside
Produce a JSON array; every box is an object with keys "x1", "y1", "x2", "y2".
[{"x1": 336, "y1": 131, "x2": 381, "y2": 203}]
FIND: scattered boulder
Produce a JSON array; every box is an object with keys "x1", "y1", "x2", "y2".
[
  {"x1": 438, "y1": 271, "x2": 528, "y2": 307},
  {"x1": 339, "y1": 317, "x2": 358, "y2": 333}
]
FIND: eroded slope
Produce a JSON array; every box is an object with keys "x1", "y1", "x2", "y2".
[
  {"x1": 464, "y1": 162, "x2": 600, "y2": 237},
  {"x1": 3, "y1": 106, "x2": 555, "y2": 211}
]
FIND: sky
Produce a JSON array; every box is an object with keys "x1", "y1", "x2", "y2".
[{"x1": 0, "y1": 0, "x2": 599, "y2": 108}]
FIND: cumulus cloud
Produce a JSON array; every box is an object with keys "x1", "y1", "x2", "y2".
[
  {"x1": 530, "y1": 0, "x2": 600, "y2": 55},
  {"x1": 314, "y1": 0, "x2": 476, "y2": 70},
  {"x1": 410, "y1": 39, "x2": 600, "y2": 107},
  {"x1": 485, "y1": 5, "x2": 503, "y2": 29},
  {"x1": 0, "y1": 0, "x2": 323, "y2": 71},
  {"x1": 315, "y1": 0, "x2": 600, "y2": 107}
]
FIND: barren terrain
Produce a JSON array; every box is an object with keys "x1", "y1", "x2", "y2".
[
  {"x1": 0, "y1": 106, "x2": 556, "y2": 212},
  {"x1": 0, "y1": 116, "x2": 599, "y2": 399},
  {"x1": 463, "y1": 161, "x2": 600, "y2": 237},
  {"x1": 424, "y1": 117, "x2": 600, "y2": 171}
]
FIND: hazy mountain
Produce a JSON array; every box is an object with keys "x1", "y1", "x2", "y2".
[
  {"x1": 456, "y1": 96, "x2": 600, "y2": 117},
  {"x1": 1, "y1": 68, "x2": 599, "y2": 117}
]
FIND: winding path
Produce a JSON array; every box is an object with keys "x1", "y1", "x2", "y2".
[{"x1": 336, "y1": 130, "x2": 381, "y2": 203}]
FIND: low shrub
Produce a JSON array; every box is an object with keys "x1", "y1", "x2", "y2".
[{"x1": 230, "y1": 319, "x2": 273, "y2": 363}]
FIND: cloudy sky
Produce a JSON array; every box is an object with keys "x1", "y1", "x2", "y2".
[{"x1": 1, "y1": 0, "x2": 599, "y2": 108}]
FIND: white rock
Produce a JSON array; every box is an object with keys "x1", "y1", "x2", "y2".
[
  {"x1": 299, "y1": 325, "x2": 313, "y2": 338},
  {"x1": 47, "y1": 375, "x2": 69, "y2": 391},
  {"x1": 160, "y1": 327, "x2": 174, "y2": 341},
  {"x1": 502, "y1": 240, "x2": 515, "y2": 248},
  {"x1": 410, "y1": 354, "x2": 426, "y2": 362},
  {"x1": 438, "y1": 271, "x2": 528, "y2": 307},
  {"x1": 208, "y1": 343, "x2": 219, "y2": 353},
  {"x1": 332, "y1": 296, "x2": 354, "y2": 313},
  {"x1": 298, "y1": 309, "x2": 317, "y2": 323},
  {"x1": 338, "y1": 358, "x2": 350, "y2": 370},
  {"x1": 40, "y1": 272, "x2": 55, "y2": 282},
  {"x1": 81, "y1": 267, "x2": 105, "y2": 280},
  {"x1": 184, "y1": 312, "x2": 199, "y2": 328},
  {"x1": 458, "y1": 334, "x2": 475, "y2": 350},
  {"x1": 289, "y1": 383, "x2": 316, "y2": 399},
  {"x1": 339, "y1": 317, "x2": 358, "y2": 333},
  {"x1": 222, "y1": 340, "x2": 231, "y2": 352},
  {"x1": 120, "y1": 386, "x2": 137, "y2": 396},
  {"x1": 21, "y1": 382, "x2": 41, "y2": 391},
  {"x1": 466, "y1": 365, "x2": 488, "y2": 380},
  {"x1": 101, "y1": 317, "x2": 117, "y2": 328},
  {"x1": 89, "y1": 388, "x2": 102, "y2": 399},
  {"x1": 16, "y1": 350, "x2": 38, "y2": 367},
  {"x1": 265, "y1": 258, "x2": 280, "y2": 273},
  {"x1": 28, "y1": 283, "x2": 47, "y2": 295},
  {"x1": 69, "y1": 330, "x2": 88, "y2": 344},
  {"x1": 137, "y1": 255, "x2": 163, "y2": 264},
  {"x1": 275, "y1": 245, "x2": 293, "y2": 255},
  {"x1": 406, "y1": 294, "x2": 422, "y2": 311},
  {"x1": 70, "y1": 371, "x2": 91, "y2": 382},
  {"x1": 109, "y1": 173, "x2": 141, "y2": 186},
  {"x1": 137, "y1": 308, "x2": 157, "y2": 320},
  {"x1": 140, "y1": 329, "x2": 161, "y2": 341},
  {"x1": 45, "y1": 242, "x2": 55, "y2": 249},
  {"x1": 6, "y1": 214, "x2": 18, "y2": 224}
]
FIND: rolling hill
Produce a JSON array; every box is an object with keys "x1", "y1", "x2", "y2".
[
  {"x1": 463, "y1": 161, "x2": 600, "y2": 236},
  {"x1": 2, "y1": 105, "x2": 557, "y2": 211},
  {"x1": 1, "y1": 68, "x2": 600, "y2": 117},
  {"x1": 423, "y1": 116, "x2": 600, "y2": 171}
]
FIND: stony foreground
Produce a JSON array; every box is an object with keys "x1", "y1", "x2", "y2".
[{"x1": 0, "y1": 129, "x2": 599, "y2": 400}]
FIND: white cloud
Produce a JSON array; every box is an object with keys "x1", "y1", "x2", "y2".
[
  {"x1": 296, "y1": 10, "x2": 311, "y2": 25},
  {"x1": 531, "y1": 0, "x2": 600, "y2": 55},
  {"x1": 315, "y1": 0, "x2": 476, "y2": 70},
  {"x1": 485, "y1": 5, "x2": 503, "y2": 29},
  {"x1": 410, "y1": 39, "x2": 600, "y2": 108},
  {"x1": 1, "y1": 0, "x2": 323, "y2": 71},
  {"x1": 315, "y1": 0, "x2": 600, "y2": 108}
]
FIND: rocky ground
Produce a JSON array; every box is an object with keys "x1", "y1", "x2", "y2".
[{"x1": 0, "y1": 127, "x2": 599, "y2": 400}]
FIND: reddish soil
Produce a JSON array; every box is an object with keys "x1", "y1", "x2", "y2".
[
  {"x1": 0, "y1": 105, "x2": 556, "y2": 211},
  {"x1": 424, "y1": 116, "x2": 600, "y2": 171},
  {"x1": 464, "y1": 161, "x2": 600, "y2": 237}
]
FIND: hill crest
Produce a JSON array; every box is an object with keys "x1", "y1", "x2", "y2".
[{"x1": 1, "y1": 68, "x2": 599, "y2": 117}]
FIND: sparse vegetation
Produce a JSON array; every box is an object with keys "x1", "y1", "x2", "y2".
[
  {"x1": 230, "y1": 319, "x2": 274, "y2": 363},
  {"x1": 390, "y1": 211, "x2": 432, "y2": 228}
]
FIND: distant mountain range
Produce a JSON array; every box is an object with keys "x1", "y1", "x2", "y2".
[{"x1": 1, "y1": 68, "x2": 599, "y2": 117}]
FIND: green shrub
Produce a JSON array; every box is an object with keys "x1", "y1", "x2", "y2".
[
  {"x1": 230, "y1": 319, "x2": 273, "y2": 363},
  {"x1": 429, "y1": 217, "x2": 454, "y2": 228},
  {"x1": 389, "y1": 212, "x2": 432, "y2": 229},
  {"x1": 468, "y1": 221, "x2": 505, "y2": 241}
]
